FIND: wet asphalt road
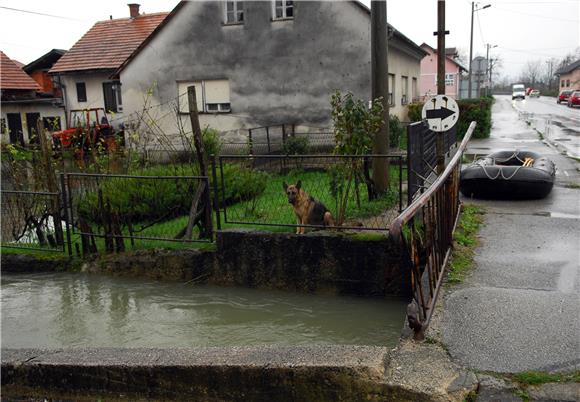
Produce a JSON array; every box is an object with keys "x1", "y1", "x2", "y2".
[{"x1": 442, "y1": 96, "x2": 580, "y2": 373}]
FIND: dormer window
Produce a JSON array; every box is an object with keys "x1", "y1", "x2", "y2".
[
  {"x1": 224, "y1": 1, "x2": 244, "y2": 24},
  {"x1": 272, "y1": 0, "x2": 293, "y2": 20}
]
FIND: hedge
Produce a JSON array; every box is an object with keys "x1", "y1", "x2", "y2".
[{"x1": 407, "y1": 96, "x2": 494, "y2": 139}]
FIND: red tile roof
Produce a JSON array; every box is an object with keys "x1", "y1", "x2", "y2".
[
  {"x1": 1, "y1": 51, "x2": 41, "y2": 90},
  {"x1": 50, "y1": 12, "x2": 168, "y2": 74}
]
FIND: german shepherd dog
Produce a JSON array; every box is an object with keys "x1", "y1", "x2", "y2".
[{"x1": 283, "y1": 181, "x2": 335, "y2": 234}]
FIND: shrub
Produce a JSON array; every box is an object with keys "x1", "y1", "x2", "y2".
[
  {"x1": 404, "y1": 98, "x2": 493, "y2": 139},
  {"x1": 407, "y1": 103, "x2": 423, "y2": 122},
  {"x1": 389, "y1": 115, "x2": 405, "y2": 148},
  {"x1": 202, "y1": 126, "x2": 222, "y2": 158},
  {"x1": 77, "y1": 163, "x2": 268, "y2": 223},
  {"x1": 282, "y1": 136, "x2": 310, "y2": 155}
]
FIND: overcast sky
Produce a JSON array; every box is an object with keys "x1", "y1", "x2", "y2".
[{"x1": 0, "y1": 0, "x2": 578, "y2": 79}]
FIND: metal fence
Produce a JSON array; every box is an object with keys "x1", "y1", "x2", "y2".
[
  {"x1": 407, "y1": 121, "x2": 457, "y2": 204},
  {"x1": 216, "y1": 154, "x2": 404, "y2": 232},
  {"x1": 1, "y1": 190, "x2": 66, "y2": 252},
  {"x1": 390, "y1": 121, "x2": 476, "y2": 340},
  {"x1": 63, "y1": 173, "x2": 213, "y2": 255}
]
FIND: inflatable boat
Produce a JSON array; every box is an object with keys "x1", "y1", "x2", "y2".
[{"x1": 460, "y1": 150, "x2": 555, "y2": 199}]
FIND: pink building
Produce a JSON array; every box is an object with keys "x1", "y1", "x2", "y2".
[{"x1": 419, "y1": 43, "x2": 466, "y2": 100}]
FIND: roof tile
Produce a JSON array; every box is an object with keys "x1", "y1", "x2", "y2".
[
  {"x1": 1, "y1": 51, "x2": 42, "y2": 90},
  {"x1": 49, "y1": 12, "x2": 168, "y2": 73}
]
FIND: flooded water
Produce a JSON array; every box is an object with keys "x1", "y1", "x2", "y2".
[{"x1": 1, "y1": 273, "x2": 407, "y2": 349}]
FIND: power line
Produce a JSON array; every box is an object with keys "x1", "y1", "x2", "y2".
[
  {"x1": 0, "y1": 6, "x2": 86, "y2": 21},
  {"x1": 493, "y1": 6, "x2": 579, "y2": 22}
]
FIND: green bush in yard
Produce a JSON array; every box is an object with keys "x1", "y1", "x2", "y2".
[
  {"x1": 405, "y1": 97, "x2": 493, "y2": 139},
  {"x1": 77, "y1": 163, "x2": 268, "y2": 223},
  {"x1": 282, "y1": 136, "x2": 310, "y2": 155},
  {"x1": 389, "y1": 115, "x2": 405, "y2": 148}
]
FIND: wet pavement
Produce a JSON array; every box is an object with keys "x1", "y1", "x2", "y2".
[{"x1": 442, "y1": 96, "x2": 580, "y2": 373}]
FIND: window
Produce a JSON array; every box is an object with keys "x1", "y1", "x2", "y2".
[
  {"x1": 412, "y1": 77, "x2": 418, "y2": 102},
  {"x1": 566, "y1": 79, "x2": 570, "y2": 87},
  {"x1": 224, "y1": 1, "x2": 244, "y2": 24},
  {"x1": 178, "y1": 79, "x2": 231, "y2": 113},
  {"x1": 445, "y1": 73, "x2": 455, "y2": 86},
  {"x1": 103, "y1": 81, "x2": 123, "y2": 113},
  {"x1": 401, "y1": 76, "x2": 409, "y2": 105},
  {"x1": 76, "y1": 82, "x2": 87, "y2": 102},
  {"x1": 0, "y1": 118, "x2": 6, "y2": 135},
  {"x1": 43, "y1": 116, "x2": 62, "y2": 131},
  {"x1": 561, "y1": 80, "x2": 565, "y2": 88},
  {"x1": 388, "y1": 74, "x2": 395, "y2": 106},
  {"x1": 272, "y1": 0, "x2": 293, "y2": 19}
]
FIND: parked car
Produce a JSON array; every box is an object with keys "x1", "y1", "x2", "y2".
[
  {"x1": 529, "y1": 90, "x2": 540, "y2": 98},
  {"x1": 557, "y1": 89, "x2": 574, "y2": 104},
  {"x1": 567, "y1": 91, "x2": 580, "y2": 108}
]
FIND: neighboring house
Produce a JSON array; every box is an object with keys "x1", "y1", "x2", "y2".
[
  {"x1": 1, "y1": 50, "x2": 65, "y2": 146},
  {"x1": 419, "y1": 43, "x2": 466, "y2": 100},
  {"x1": 49, "y1": 4, "x2": 169, "y2": 130},
  {"x1": 556, "y1": 59, "x2": 580, "y2": 91},
  {"x1": 116, "y1": 1, "x2": 426, "y2": 147}
]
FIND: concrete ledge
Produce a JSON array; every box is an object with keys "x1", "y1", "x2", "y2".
[
  {"x1": 1, "y1": 253, "x2": 71, "y2": 273},
  {"x1": 2, "y1": 346, "x2": 392, "y2": 401}
]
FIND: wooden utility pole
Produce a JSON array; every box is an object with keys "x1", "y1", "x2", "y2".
[
  {"x1": 435, "y1": 0, "x2": 448, "y2": 174},
  {"x1": 371, "y1": 0, "x2": 389, "y2": 193},
  {"x1": 188, "y1": 86, "x2": 213, "y2": 239}
]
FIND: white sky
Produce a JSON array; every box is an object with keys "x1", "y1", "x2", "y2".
[{"x1": 0, "y1": 0, "x2": 578, "y2": 79}]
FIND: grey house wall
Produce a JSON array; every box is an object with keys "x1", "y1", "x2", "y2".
[{"x1": 120, "y1": 1, "x2": 422, "y2": 147}]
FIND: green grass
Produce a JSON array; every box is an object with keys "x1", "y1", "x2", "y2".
[
  {"x1": 447, "y1": 204, "x2": 485, "y2": 284},
  {"x1": 222, "y1": 167, "x2": 401, "y2": 230},
  {"x1": 511, "y1": 371, "x2": 580, "y2": 386}
]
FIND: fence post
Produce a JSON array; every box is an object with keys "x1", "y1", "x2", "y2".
[
  {"x1": 248, "y1": 129, "x2": 254, "y2": 155},
  {"x1": 60, "y1": 173, "x2": 73, "y2": 257},
  {"x1": 211, "y1": 155, "x2": 222, "y2": 231},
  {"x1": 188, "y1": 86, "x2": 213, "y2": 239},
  {"x1": 266, "y1": 127, "x2": 271, "y2": 154}
]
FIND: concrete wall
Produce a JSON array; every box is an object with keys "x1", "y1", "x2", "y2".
[
  {"x1": 59, "y1": 73, "x2": 125, "y2": 129},
  {"x1": 120, "y1": 1, "x2": 423, "y2": 148},
  {"x1": 420, "y1": 47, "x2": 461, "y2": 99},
  {"x1": 0, "y1": 103, "x2": 65, "y2": 145},
  {"x1": 559, "y1": 69, "x2": 580, "y2": 91}
]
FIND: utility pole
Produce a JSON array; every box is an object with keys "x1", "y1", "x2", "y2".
[
  {"x1": 468, "y1": 2, "x2": 474, "y2": 99},
  {"x1": 469, "y1": 2, "x2": 491, "y2": 98},
  {"x1": 435, "y1": 0, "x2": 448, "y2": 174},
  {"x1": 546, "y1": 59, "x2": 554, "y2": 91},
  {"x1": 371, "y1": 0, "x2": 389, "y2": 193}
]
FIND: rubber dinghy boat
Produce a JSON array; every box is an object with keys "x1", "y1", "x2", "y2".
[{"x1": 460, "y1": 150, "x2": 555, "y2": 199}]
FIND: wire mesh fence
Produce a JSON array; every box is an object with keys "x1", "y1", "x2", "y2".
[
  {"x1": 1, "y1": 190, "x2": 66, "y2": 252},
  {"x1": 216, "y1": 154, "x2": 405, "y2": 233},
  {"x1": 64, "y1": 173, "x2": 213, "y2": 255}
]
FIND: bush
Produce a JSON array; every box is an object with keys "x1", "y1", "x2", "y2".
[
  {"x1": 407, "y1": 103, "x2": 423, "y2": 122},
  {"x1": 77, "y1": 163, "x2": 268, "y2": 223},
  {"x1": 404, "y1": 97, "x2": 493, "y2": 139},
  {"x1": 202, "y1": 126, "x2": 222, "y2": 158},
  {"x1": 389, "y1": 115, "x2": 405, "y2": 148},
  {"x1": 282, "y1": 136, "x2": 310, "y2": 155}
]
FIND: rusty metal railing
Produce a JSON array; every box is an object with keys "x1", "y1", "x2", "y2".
[{"x1": 390, "y1": 121, "x2": 476, "y2": 340}]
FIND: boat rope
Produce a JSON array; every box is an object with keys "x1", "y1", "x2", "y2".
[{"x1": 469, "y1": 149, "x2": 535, "y2": 181}]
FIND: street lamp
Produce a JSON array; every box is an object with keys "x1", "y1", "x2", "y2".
[
  {"x1": 468, "y1": 3, "x2": 491, "y2": 98},
  {"x1": 486, "y1": 44, "x2": 497, "y2": 96}
]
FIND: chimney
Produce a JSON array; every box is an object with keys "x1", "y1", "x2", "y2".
[{"x1": 128, "y1": 3, "x2": 140, "y2": 19}]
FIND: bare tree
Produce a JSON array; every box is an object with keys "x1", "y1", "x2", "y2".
[{"x1": 520, "y1": 59, "x2": 544, "y2": 87}]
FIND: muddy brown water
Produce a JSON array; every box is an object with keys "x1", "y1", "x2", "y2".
[{"x1": 1, "y1": 272, "x2": 407, "y2": 348}]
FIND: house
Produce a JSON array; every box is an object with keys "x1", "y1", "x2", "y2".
[
  {"x1": 116, "y1": 1, "x2": 426, "y2": 147},
  {"x1": 49, "y1": 4, "x2": 169, "y2": 130},
  {"x1": 419, "y1": 43, "x2": 467, "y2": 100},
  {"x1": 1, "y1": 50, "x2": 65, "y2": 146},
  {"x1": 556, "y1": 59, "x2": 580, "y2": 91}
]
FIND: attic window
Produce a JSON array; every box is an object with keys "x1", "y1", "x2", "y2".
[
  {"x1": 272, "y1": 0, "x2": 293, "y2": 20},
  {"x1": 224, "y1": 1, "x2": 244, "y2": 24}
]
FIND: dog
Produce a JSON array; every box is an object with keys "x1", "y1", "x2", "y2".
[{"x1": 283, "y1": 180, "x2": 335, "y2": 234}]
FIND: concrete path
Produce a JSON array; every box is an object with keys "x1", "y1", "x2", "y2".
[{"x1": 442, "y1": 96, "x2": 580, "y2": 374}]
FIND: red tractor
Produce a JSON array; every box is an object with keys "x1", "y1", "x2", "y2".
[{"x1": 52, "y1": 108, "x2": 119, "y2": 156}]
